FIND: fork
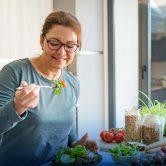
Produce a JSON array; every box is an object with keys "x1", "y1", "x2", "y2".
[{"x1": 16, "y1": 85, "x2": 54, "y2": 90}]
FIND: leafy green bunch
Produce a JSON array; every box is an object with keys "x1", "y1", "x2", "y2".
[
  {"x1": 139, "y1": 91, "x2": 166, "y2": 119},
  {"x1": 67, "y1": 145, "x2": 88, "y2": 158},
  {"x1": 53, "y1": 145, "x2": 102, "y2": 166},
  {"x1": 108, "y1": 143, "x2": 139, "y2": 159},
  {"x1": 53, "y1": 80, "x2": 66, "y2": 95}
]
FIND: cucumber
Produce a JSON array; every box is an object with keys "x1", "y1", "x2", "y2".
[{"x1": 60, "y1": 154, "x2": 75, "y2": 166}]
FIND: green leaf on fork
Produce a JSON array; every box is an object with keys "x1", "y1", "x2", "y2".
[{"x1": 53, "y1": 80, "x2": 66, "y2": 95}]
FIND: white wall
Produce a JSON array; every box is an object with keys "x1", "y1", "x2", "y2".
[
  {"x1": 77, "y1": 53, "x2": 104, "y2": 139},
  {"x1": 53, "y1": 0, "x2": 106, "y2": 139},
  {"x1": 0, "y1": 0, "x2": 53, "y2": 70},
  {"x1": 114, "y1": 0, "x2": 139, "y2": 127},
  {"x1": 75, "y1": 0, "x2": 105, "y2": 139}
]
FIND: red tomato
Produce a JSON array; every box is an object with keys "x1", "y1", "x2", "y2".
[
  {"x1": 100, "y1": 130, "x2": 106, "y2": 141},
  {"x1": 59, "y1": 80, "x2": 66, "y2": 88},
  {"x1": 116, "y1": 129, "x2": 125, "y2": 136},
  {"x1": 104, "y1": 131, "x2": 114, "y2": 143},
  {"x1": 114, "y1": 133, "x2": 124, "y2": 143}
]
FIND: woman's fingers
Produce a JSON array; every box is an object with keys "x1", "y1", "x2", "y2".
[
  {"x1": 18, "y1": 84, "x2": 37, "y2": 98},
  {"x1": 77, "y1": 133, "x2": 88, "y2": 145},
  {"x1": 20, "y1": 81, "x2": 28, "y2": 87},
  {"x1": 14, "y1": 83, "x2": 40, "y2": 115},
  {"x1": 73, "y1": 132, "x2": 98, "y2": 152},
  {"x1": 85, "y1": 140, "x2": 98, "y2": 152},
  {"x1": 18, "y1": 87, "x2": 39, "y2": 108}
]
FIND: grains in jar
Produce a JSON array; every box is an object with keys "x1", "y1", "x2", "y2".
[
  {"x1": 125, "y1": 109, "x2": 142, "y2": 142},
  {"x1": 142, "y1": 114, "x2": 162, "y2": 145}
]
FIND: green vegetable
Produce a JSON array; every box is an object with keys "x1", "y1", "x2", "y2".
[
  {"x1": 139, "y1": 91, "x2": 166, "y2": 118},
  {"x1": 54, "y1": 88, "x2": 61, "y2": 95},
  {"x1": 53, "y1": 80, "x2": 66, "y2": 95},
  {"x1": 108, "y1": 143, "x2": 140, "y2": 160},
  {"x1": 52, "y1": 145, "x2": 102, "y2": 166},
  {"x1": 139, "y1": 91, "x2": 166, "y2": 136},
  {"x1": 68, "y1": 145, "x2": 88, "y2": 158},
  {"x1": 54, "y1": 147, "x2": 66, "y2": 162}
]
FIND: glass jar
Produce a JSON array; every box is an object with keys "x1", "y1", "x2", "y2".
[
  {"x1": 125, "y1": 109, "x2": 142, "y2": 142},
  {"x1": 142, "y1": 114, "x2": 162, "y2": 145}
]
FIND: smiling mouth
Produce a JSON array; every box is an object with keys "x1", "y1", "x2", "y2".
[{"x1": 51, "y1": 56, "x2": 66, "y2": 62}]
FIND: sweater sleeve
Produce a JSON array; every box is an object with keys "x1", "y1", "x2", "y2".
[{"x1": 0, "y1": 64, "x2": 27, "y2": 135}]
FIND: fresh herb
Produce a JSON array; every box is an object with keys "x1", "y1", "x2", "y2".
[
  {"x1": 55, "y1": 147, "x2": 67, "y2": 162},
  {"x1": 139, "y1": 91, "x2": 166, "y2": 136},
  {"x1": 108, "y1": 143, "x2": 140, "y2": 160},
  {"x1": 53, "y1": 80, "x2": 66, "y2": 95},
  {"x1": 139, "y1": 91, "x2": 166, "y2": 119},
  {"x1": 52, "y1": 145, "x2": 102, "y2": 166},
  {"x1": 68, "y1": 145, "x2": 88, "y2": 158}
]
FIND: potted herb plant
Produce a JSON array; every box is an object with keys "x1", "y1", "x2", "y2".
[{"x1": 139, "y1": 91, "x2": 166, "y2": 136}]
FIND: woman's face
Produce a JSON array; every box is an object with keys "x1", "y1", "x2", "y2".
[{"x1": 40, "y1": 25, "x2": 79, "y2": 70}]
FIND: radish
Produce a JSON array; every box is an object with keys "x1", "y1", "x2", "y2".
[{"x1": 161, "y1": 146, "x2": 166, "y2": 153}]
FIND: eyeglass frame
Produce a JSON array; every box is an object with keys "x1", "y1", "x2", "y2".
[{"x1": 44, "y1": 35, "x2": 80, "y2": 53}]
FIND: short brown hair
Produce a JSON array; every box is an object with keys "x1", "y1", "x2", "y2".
[{"x1": 41, "y1": 11, "x2": 82, "y2": 48}]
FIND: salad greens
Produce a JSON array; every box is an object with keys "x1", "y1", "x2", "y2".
[
  {"x1": 52, "y1": 145, "x2": 102, "y2": 166},
  {"x1": 53, "y1": 80, "x2": 66, "y2": 95},
  {"x1": 67, "y1": 145, "x2": 88, "y2": 158},
  {"x1": 108, "y1": 143, "x2": 140, "y2": 160}
]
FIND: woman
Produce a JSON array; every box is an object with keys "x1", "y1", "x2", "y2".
[{"x1": 0, "y1": 11, "x2": 97, "y2": 165}]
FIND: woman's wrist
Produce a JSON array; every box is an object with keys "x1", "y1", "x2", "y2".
[{"x1": 13, "y1": 98, "x2": 27, "y2": 116}]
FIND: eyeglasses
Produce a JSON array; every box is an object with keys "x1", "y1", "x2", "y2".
[{"x1": 44, "y1": 36, "x2": 79, "y2": 53}]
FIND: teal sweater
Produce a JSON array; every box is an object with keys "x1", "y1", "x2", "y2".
[{"x1": 0, "y1": 58, "x2": 79, "y2": 165}]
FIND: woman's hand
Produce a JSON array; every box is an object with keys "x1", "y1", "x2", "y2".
[
  {"x1": 14, "y1": 81, "x2": 40, "y2": 116},
  {"x1": 72, "y1": 133, "x2": 98, "y2": 152}
]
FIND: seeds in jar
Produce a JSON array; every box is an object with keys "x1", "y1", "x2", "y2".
[
  {"x1": 125, "y1": 114, "x2": 141, "y2": 142},
  {"x1": 142, "y1": 124, "x2": 161, "y2": 145}
]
